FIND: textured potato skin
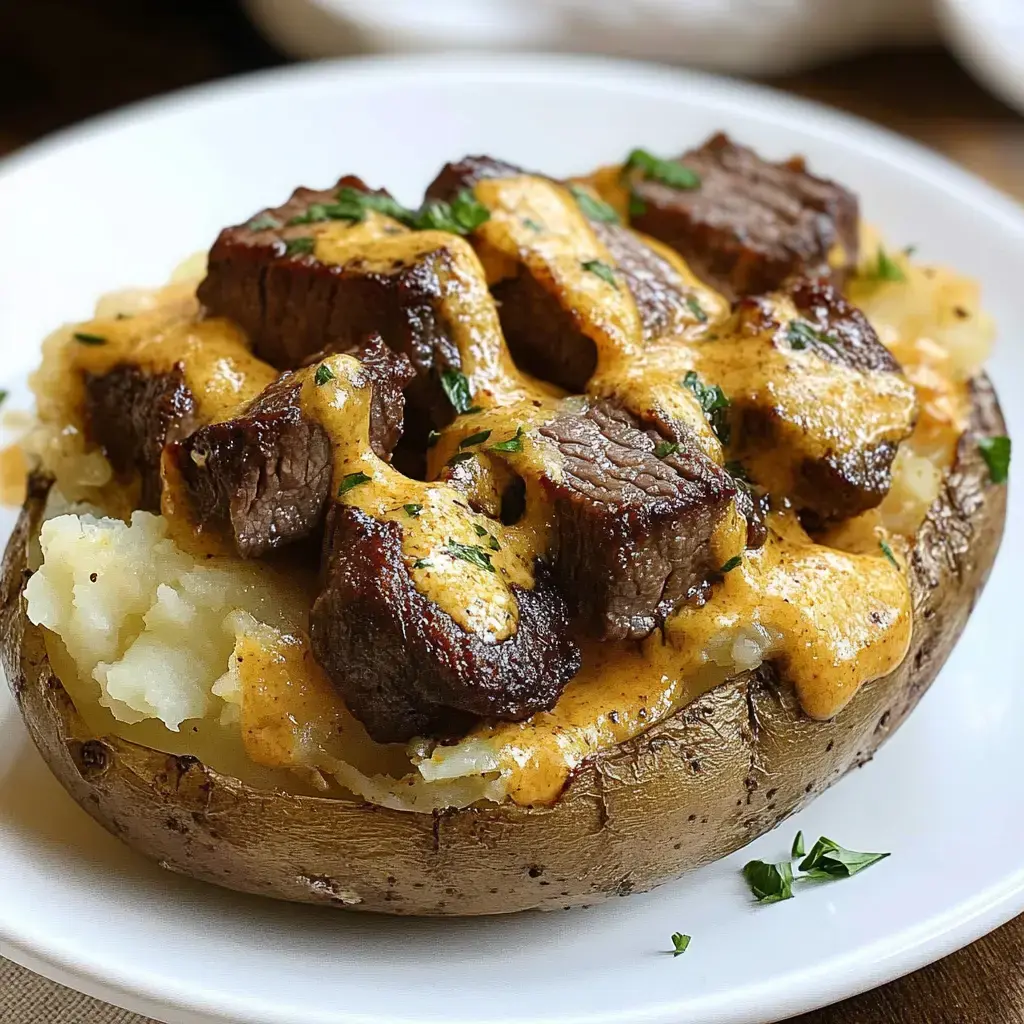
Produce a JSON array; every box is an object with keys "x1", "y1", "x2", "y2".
[{"x1": 0, "y1": 378, "x2": 1007, "y2": 916}]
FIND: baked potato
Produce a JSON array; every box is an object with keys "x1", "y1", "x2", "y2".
[{"x1": 0, "y1": 137, "x2": 1009, "y2": 915}]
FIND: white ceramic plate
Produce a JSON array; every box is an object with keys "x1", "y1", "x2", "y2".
[{"x1": 0, "y1": 55, "x2": 1021, "y2": 1024}]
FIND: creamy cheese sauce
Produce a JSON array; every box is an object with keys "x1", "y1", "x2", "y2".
[{"x1": 41, "y1": 173, "x2": 938, "y2": 809}]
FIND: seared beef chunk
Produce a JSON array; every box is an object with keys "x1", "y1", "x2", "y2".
[
  {"x1": 628, "y1": 133, "x2": 859, "y2": 300},
  {"x1": 198, "y1": 176, "x2": 463, "y2": 429},
  {"x1": 84, "y1": 363, "x2": 197, "y2": 510},
  {"x1": 528, "y1": 401, "x2": 736, "y2": 640},
  {"x1": 169, "y1": 338, "x2": 413, "y2": 558},
  {"x1": 730, "y1": 278, "x2": 914, "y2": 523},
  {"x1": 427, "y1": 156, "x2": 706, "y2": 392},
  {"x1": 310, "y1": 505, "x2": 581, "y2": 744}
]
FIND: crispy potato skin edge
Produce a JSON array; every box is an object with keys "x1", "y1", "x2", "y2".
[{"x1": 0, "y1": 378, "x2": 1007, "y2": 916}]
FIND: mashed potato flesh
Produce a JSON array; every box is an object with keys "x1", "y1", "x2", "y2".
[{"x1": 21, "y1": 238, "x2": 996, "y2": 811}]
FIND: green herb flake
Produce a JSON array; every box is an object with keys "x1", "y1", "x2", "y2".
[
  {"x1": 978, "y1": 435, "x2": 1011, "y2": 484},
  {"x1": 488, "y1": 534, "x2": 501, "y2": 552},
  {"x1": 685, "y1": 296, "x2": 708, "y2": 323},
  {"x1": 786, "y1": 320, "x2": 836, "y2": 351},
  {"x1": 879, "y1": 539, "x2": 899, "y2": 569},
  {"x1": 473, "y1": 524, "x2": 488, "y2": 537},
  {"x1": 903, "y1": 244, "x2": 918, "y2": 258},
  {"x1": 681, "y1": 370, "x2": 731, "y2": 444},
  {"x1": 654, "y1": 441, "x2": 679, "y2": 459},
  {"x1": 624, "y1": 148, "x2": 701, "y2": 190},
  {"x1": 459, "y1": 429, "x2": 492, "y2": 449},
  {"x1": 569, "y1": 184, "x2": 619, "y2": 224},
  {"x1": 337, "y1": 471, "x2": 372, "y2": 495},
  {"x1": 523, "y1": 217, "x2": 544, "y2": 232},
  {"x1": 414, "y1": 189, "x2": 490, "y2": 235},
  {"x1": 73, "y1": 332, "x2": 108, "y2": 346},
  {"x1": 314, "y1": 363, "x2": 335, "y2": 386},
  {"x1": 719, "y1": 555, "x2": 742, "y2": 574},
  {"x1": 792, "y1": 831, "x2": 806, "y2": 859},
  {"x1": 742, "y1": 859, "x2": 795, "y2": 904},
  {"x1": 669, "y1": 933, "x2": 691, "y2": 958},
  {"x1": 403, "y1": 503, "x2": 423, "y2": 517},
  {"x1": 799, "y1": 837, "x2": 890, "y2": 879},
  {"x1": 446, "y1": 538, "x2": 495, "y2": 573},
  {"x1": 628, "y1": 192, "x2": 647, "y2": 217},
  {"x1": 441, "y1": 370, "x2": 474, "y2": 415},
  {"x1": 426, "y1": 429, "x2": 442, "y2": 449},
  {"x1": 870, "y1": 246, "x2": 906, "y2": 283},
  {"x1": 413, "y1": 558, "x2": 433, "y2": 570},
  {"x1": 0, "y1": 389, "x2": 7, "y2": 408},
  {"x1": 581, "y1": 259, "x2": 618, "y2": 289},
  {"x1": 284, "y1": 236, "x2": 316, "y2": 257},
  {"x1": 490, "y1": 426, "x2": 525, "y2": 453},
  {"x1": 246, "y1": 213, "x2": 281, "y2": 231},
  {"x1": 447, "y1": 451, "x2": 476, "y2": 467}
]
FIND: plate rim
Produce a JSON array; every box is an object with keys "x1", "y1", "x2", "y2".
[{"x1": 1, "y1": 50, "x2": 1023, "y2": 1024}]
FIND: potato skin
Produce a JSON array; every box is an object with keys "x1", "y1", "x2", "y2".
[{"x1": 0, "y1": 379, "x2": 1007, "y2": 916}]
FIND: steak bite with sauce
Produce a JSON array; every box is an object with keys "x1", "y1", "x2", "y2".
[
  {"x1": 626, "y1": 133, "x2": 859, "y2": 300},
  {"x1": 524, "y1": 401, "x2": 737, "y2": 640},
  {"x1": 84, "y1": 363, "x2": 198, "y2": 511},
  {"x1": 197, "y1": 176, "x2": 473, "y2": 430},
  {"x1": 426, "y1": 155, "x2": 714, "y2": 392},
  {"x1": 310, "y1": 505, "x2": 581, "y2": 744},
  {"x1": 721, "y1": 277, "x2": 918, "y2": 522},
  {"x1": 167, "y1": 337, "x2": 414, "y2": 558}
]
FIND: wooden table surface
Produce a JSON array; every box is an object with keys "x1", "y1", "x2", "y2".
[{"x1": 3, "y1": 3, "x2": 1023, "y2": 1021}]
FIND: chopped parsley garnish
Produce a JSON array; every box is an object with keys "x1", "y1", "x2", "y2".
[
  {"x1": 867, "y1": 246, "x2": 906, "y2": 283},
  {"x1": 473, "y1": 523, "x2": 488, "y2": 537},
  {"x1": 413, "y1": 558, "x2": 433, "y2": 569},
  {"x1": 743, "y1": 859, "x2": 794, "y2": 904},
  {"x1": 460, "y1": 429, "x2": 492, "y2": 449},
  {"x1": 447, "y1": 451, "x2": 476, "y2": 467},
  {"x1": 73, "y1": 332, "x2": 107, "y2": 346},
  {"x1": 314, "y1": 363, "x2": 335, "y2": 386},
  {"x1": 0, "y1": 389, "x2": 7, "y2": 407},
  {"x1": 490, "y1": 426, "x2": 525, "y2": 453},
  {"x1": 414, "y1": 189, "x2": 490, "y2": 235},
  {"x1": 403, "y1": 503, "x2": 423, "y2": 517},
  {"x1": 289, "y1": 187, "x2": 416, "y2": 226},
  {"x1": 978, "y1": 435, "x2": 1011, "y2": 484},
  {"x1": 246, "y1": 213, "x2": 281, "y2": 231},
  {"x1": 799, "y1": 837, "x2": 890, "y2": 879},
  {"x1": 628, "y1": 193, "x2": 647, "y2": 217},
  {"x1": 446, "y1": 538, "x2": 495, "y2": 573},
  {"x1": 879, "y1": 539, "x2": 899, "y2": 569},
  {"x1": 426, "y1": 429, "x2": 441, "y2": 449},
  {"x1": 523, "y1": 217, "x2": 544, "y2": 232},
  {"x1": 581, "y1": 259, "x2": 618, "y2": 289},
  {"x1": 685, "y1": 296, "x2": 708, "y2": 323},
  {"x1": 719, "y1": 555, "x2": 742, "y2": 574},
  {"x1": 681, "y1": 370, "x2": 731, "y2": 444},
  {"x1": 669, "y1": 933, "x2": 691, "y2": 957},
  {"x1": 654, "y1": 440, "x2": 679, "y2": 458},
  {"x1": 337, "y1": 471, "x2": 371, "y2": 495},
  {"x1": 786, "y1": 320, "x2": 836, "y2": 351},
  {"x1": 624, "y1": 148, "x2": 701, "y2": 190},
  {"x1": 488, "y1": 534, "x2": 501, "y2": 551},
  {"x1": 792, "y1": 831, "x2": 806, "y2": 859},
  {"x1": 903, "y1": 244, "x2": 917, "y2": 257},
  {"x1": 284, "y1": 236, "x2": 315, "y2": 257},
  {"x1": 569, "y1": 184, "x2": 619, "y2": 224},
  {"x1": 440, "y1": 369, "x2": 474, "y2": 415}
]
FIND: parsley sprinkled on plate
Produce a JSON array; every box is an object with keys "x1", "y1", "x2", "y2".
[
  {"x1": 73, "y1": 332, "x2": 107, "y2": 346},
  {"x1": 337, "y1": 472, "x2": 371, "y2": 495},
  {"x1": 978, "y1": 435, "x2": 1011, "y2": 484},
  {"x1": 792, "y1": 831, "x2": 806, "y2": 859},
  {"x1": 654, "y1": 441, "x2": 679, "y2": 458},
  {"x1": 284, "y1": 237, "x2": 315, "y2": 257},
  {"x1": 743, "y1": 860, "x2": 795, "y2": 904},
  {"x1": 569, "y1": 184, "x2": 619, "y2": 224},
  {"x1": 681, "y1": 371, "x2": 730, "y2": 444},
  {"x1": 581, "y1": 259, "x2": 618, "y2": 289},
  {"x1": 441, "y1": 370, "x2": 474, "y2": 415},
  {"x1": 786, "y1": 320, "x2": 836, "y2": 351},
  {"x1": 624, "y1": 148, "x2": 701, "y2": 190},
  {"x1": 314, "y1": 364, "x2": 335, "y2": 386},
  {"x1": 669, "y1": 933, "x2": 691, "y2": 957},
  {"x1": 490, "y1": 426, "x2": 524, "y2": 453},
  {"x1": 719, "y1": 555, "x2": 742, "y2": 574},
  {"x1": 460, "y1": 430, "x2": 492, "y2": 449},
  {"x1": 798, "y1": 837, "x2": 890, "y2": 879},
  {"x1": 447, "y1": 539, "x2": 495, "y2": 573},
  {"x1": 879, "y1": 539, "x2": 899, "y2": 569}
]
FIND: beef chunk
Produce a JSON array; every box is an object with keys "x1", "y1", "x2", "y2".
[
  {"x1": 168, "y1": 338, "x2": 413, "y2": 558},
  {"x1": 526, "y1": 401, "x2": 736, "y2": 640},
  {"x1": 197, "y1": 176, "x2": 463, "y2": 429},
  {"x1": 628, "y1": 133, "x2": 859, "y2": 300},
  {"x1": 310, "y1": 505, "x2": 581, "y2": 743},
  {"x1": 728, "y1": 278, "x2": 916, "y2": 522},
  {"x1": 84, "y1": 363, "x2": 197, "y2": 510},
  {"x1": 427, "y1": 156, "x2": 707, "y2": 392}
]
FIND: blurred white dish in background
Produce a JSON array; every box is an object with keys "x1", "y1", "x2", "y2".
[{"x1": 243, "y1": 0, "x2": 935, "y2": 73}]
